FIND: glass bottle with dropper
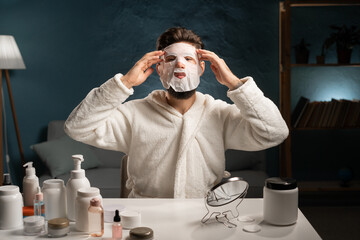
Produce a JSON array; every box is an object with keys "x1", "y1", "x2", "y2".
[
  {"x1": 88, "y1": 198, "x2": 104, "y2": 237},
  {"x1": 112, "y1": 209, "x2": 122, "y2": 239},
  {"x1": 34, "y1": 187, "x2": 44, "y2": 217}
]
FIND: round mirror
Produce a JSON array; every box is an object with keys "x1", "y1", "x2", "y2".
[{"x1": 206, "y1": 177, "x2": 248, "y2": 207}]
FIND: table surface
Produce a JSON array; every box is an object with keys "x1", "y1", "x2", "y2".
[{"x1": 0, "y1": 198, "x2": 321, "y2": 240}]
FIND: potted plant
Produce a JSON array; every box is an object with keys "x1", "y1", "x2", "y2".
[
  {"x1": 324, "y1": 24, "x2": 360, "y2": 64},
  {"x1": 316, "y1": 44, "x2": 326, "y2": 64},
  {"x1": 316, "y1": 37, "x2": 334, "y2": 64},
  {"x1": 294, "y1": 38, "x2": 310, "y2": 64}
]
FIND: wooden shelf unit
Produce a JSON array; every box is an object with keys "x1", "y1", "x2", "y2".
[
  {"x1": 298, "y1": 180, "x2": 360, "y2": 192},
  {"x1": 291, "y1": 63, "x2": 360, "y2": 67},
  {"x1": 288, "y1": 0, "x2": 360, "y2": 7},
  {"x1": 278, "y1": 0, "x2": 360, "y2": 178},
  {"x1": 293, "y1": 127, "x2": 360, "y2": 131}
]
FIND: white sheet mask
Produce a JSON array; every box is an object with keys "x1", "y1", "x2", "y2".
[{"x1": 158, "y1": 42, "x2": 203, "y2": 92}]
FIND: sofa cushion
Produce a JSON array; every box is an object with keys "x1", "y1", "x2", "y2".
[
  {"x1": 32, "y1": 135, "x2": 101, "y2": 177},
  {"x1": 225, "y1": 149, "x2": 266, "y2": 171},
  {"x1": 47, "y1": 120, "x2": 122, "y2": 168},
  {"x1": 230, "y1": 170, "x2": 268, "y2": 198},
  {"x1": 91, "y1": 148, "x2": 123, "y2": 168}
]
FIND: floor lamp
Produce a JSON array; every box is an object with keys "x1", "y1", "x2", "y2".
[{"x1": 0, "y1": 35, "x2": 26, "y2": 185}]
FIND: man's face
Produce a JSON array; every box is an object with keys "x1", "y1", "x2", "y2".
[{"x1": 157, "y1": 42, "x2": 204, "y2": 93}]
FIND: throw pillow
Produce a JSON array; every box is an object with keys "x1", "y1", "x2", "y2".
[{"x1": 32, "y1": 135, "x2": 101, "y2": 177}]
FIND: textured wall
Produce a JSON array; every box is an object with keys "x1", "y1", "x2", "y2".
[{"x1": 0, "y1": 0, "x2": 281, "y2": 185}]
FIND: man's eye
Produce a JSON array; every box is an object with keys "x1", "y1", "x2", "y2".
[{"x1": 165, "y1": 56, "x2": 176, "y2": 62}]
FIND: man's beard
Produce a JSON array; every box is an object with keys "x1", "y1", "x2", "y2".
[{"x1": 167, "y1": 87, "x2": 196, "y2": 99}]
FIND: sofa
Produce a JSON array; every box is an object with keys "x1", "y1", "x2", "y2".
[{"x1": 34, "y1": 120, "x2": 268, "y2": 198}]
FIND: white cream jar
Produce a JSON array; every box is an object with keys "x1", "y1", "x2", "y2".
[{"x1": 263, "y1": 177, "x2": 298, "y2": 225}]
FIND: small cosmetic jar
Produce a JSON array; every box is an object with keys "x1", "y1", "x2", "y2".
[
  {"x1": 23, "y1": 216, "x2": 45, "y2": 236},
  {"x1": 103, "y1": 204, "x2": 125, "y2": 223},
  {"x1": 47, "y1": 218, "x2": 70, "y2": 238},
  {"x1": 120, "y1": 210, "x2": 141, "y2": 229},
  {"x1": 263, "y1": 177, "x2": 298, "y2": 225},
  {"x1": 129, "y1": 227, "x2": 154, "y2": 240}
]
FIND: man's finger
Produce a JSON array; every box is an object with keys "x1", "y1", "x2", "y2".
[{"x1": 143, "y1": 67, "x2": 155, "y2": 78}]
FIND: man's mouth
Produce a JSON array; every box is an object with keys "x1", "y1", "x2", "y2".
[{"x1": 174, "y1": 72, "x2": 186, "y2": 79}]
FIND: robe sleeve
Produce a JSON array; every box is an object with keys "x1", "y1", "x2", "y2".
[
  {"x1": 224, "y1": 77, "x2": 289, "y2": 151},
  {"x1": 64, "y1": 73, "x2": 133, "y2": 153}
]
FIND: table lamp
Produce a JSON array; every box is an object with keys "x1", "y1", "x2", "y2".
[{"x1": 0, "y1": 35, "x2": 26, "y2": 185}]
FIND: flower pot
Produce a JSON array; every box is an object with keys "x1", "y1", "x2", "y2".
[
  {"x1": 295, "y1": 49, "x2": 309, "y2": 64},
  {"x1": 337, "y1": 48, "x2": 352, "y2": 64},
  {"x1": 316, "y1": 56, "x2": 325, "y2": 64}
]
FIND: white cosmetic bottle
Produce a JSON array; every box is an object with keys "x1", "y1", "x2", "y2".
[
  {"x1": 66, "y1": 154, "x2": 91, "y2": 221},
  {"x1": 23, "y1": 162, "x2": 39, "y2": 206}
]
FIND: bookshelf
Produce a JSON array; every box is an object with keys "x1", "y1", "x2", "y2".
[{"x1": 279, "y1": 0, "x2": 360, "y2": 191}]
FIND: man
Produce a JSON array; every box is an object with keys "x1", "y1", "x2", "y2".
[{"x1": 65, "y1": 27, "x2": 288, "y2": 198}]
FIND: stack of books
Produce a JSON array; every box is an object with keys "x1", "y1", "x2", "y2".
[{"x1": 292, "y1": 97, "x2": 360, "y2": 128}]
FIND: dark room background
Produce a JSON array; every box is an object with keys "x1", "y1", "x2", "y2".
[{"x1": 0, "y1": 0, "x2": 359, "y2": 186}]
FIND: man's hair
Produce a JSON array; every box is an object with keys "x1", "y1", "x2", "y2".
[{"x1": 156, "y1": 27, "x2": 204, "y2": 50}]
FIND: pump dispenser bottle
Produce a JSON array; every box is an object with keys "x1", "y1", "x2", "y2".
[
  {"x1": 23, "y1": 162, "x2": 39, "y2": 206},
  {"x1": 66, "y1": 154, "x2": 91, "y2": 221}
]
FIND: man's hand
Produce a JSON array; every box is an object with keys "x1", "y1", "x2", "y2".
[
  {"x1": 121, "y1": 50, "x2": 165, "y2": 89},
  {"x1": 197, "y1": 49, "x2": 243, "y2": 91}
]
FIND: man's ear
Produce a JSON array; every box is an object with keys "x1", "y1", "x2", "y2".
[{"x1": 200, "y1": 61, "x2": 205, "y2": 76}]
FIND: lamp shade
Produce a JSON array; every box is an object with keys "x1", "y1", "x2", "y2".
[{"x1": 0, "y1": 35, "x2": 26, "y2": 69}]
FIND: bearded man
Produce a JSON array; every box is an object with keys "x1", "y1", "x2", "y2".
[{"x1": 64, "y1": 27, "x2": 288, "y2": 198}]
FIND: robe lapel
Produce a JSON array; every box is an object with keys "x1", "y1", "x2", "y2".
[{"x1": 173, "y1": 104, "x2": 207, "y2": 198}]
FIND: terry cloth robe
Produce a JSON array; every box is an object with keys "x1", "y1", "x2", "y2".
[{"x1": 64, "y1": 73, "x2": 289, "y2": 198}]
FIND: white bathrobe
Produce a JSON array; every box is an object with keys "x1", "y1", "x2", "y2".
[{"x1": 64, "y1": 73, "x2": 288, "y2": 198}]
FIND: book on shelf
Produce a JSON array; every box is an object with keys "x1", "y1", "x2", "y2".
[
  {"x1": 292, "y1": 98, "x2": 360, "y2": 129},
  {"x1": 343, "y1": 100, "x2": 358, "y2": 127},
  {"x1": 307, "y1": 101, "x2": 323, "y2": 128},
  {"x1": 324, "y1": 99, "x2": 338, "y2": 127},
  {"x1": 338, "y1": 99, "x2": 352, "y2": 127},
  {"x1": 292, "y1": 96, "x2": 310, "y2": 128},
  {"x1": 318, "y1": 101, "x2": 332, "y2": 128},
  {"x1": 297, "y1": 101, "x2": 316, "y2": 128}
]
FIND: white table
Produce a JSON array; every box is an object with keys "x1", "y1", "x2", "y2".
[{"x1": 0, "y1": 198, "x2": 321, "y2": 240}]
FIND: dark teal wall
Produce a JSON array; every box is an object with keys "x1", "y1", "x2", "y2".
[{"x1": 0, "y1": 0, "x2": 281, "y2": 185}]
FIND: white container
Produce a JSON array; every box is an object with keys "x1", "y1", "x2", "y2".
[
  {"x1": 263, "y1": 177, "x2": 298, "y2": 225},
  {"x1": 23, "y1": 216, "x2": 45, "y2": 236},
  {"x1": 104, "y1": 204, "x2": 125, "y2": 223},
  {"x1": 42, "y1": 179, "x2": 67, "y2": 220},
  {"x1": 121, "y1": 210, "x2": 141, "y2": 229},
  {"x1": 23, "y1": 162, "x2": 39, "y2": 206},
  {"x1": 66, "y1": 154, "x2": 91, "y2": 221},
  {"x1": 75, "y1": 187, "x2": 102, "y2": 232},
  {"x1": 0, "y1": 185, "x2": 23, "y2": 229}
]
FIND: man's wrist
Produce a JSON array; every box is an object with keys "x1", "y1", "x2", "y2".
[
  {"x1": 120, "y1": 75, "x2": 133, "y2": 89},
  {"x1": 226, "y1": 78, "x2": 243, "y2": 91}
]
